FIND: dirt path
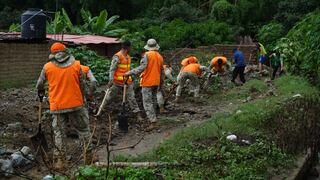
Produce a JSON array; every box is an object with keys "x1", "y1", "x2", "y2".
[{"x1": 96, "y1": 94, "x2": 238, "y2": 161}]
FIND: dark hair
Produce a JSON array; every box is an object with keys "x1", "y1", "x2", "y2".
[
  {"x1": 121, "y1": 41, "x2": 131, "y2": 49},
  {"x1": 217, "y1": 58, "x2": 223, "y2": 65},
  {"x1": 233, "y1": 48, "x2": 238, "y2": 53}
]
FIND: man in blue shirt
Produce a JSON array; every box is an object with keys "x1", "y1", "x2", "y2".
[{"x1": 231, "y1": 48, "x2": 246, "y2": 84}]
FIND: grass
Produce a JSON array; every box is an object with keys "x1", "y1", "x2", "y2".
[{"x1": 74, "y1": 75, "x2": 319, "y2": 179}]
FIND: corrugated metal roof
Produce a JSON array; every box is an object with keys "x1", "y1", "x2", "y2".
[
  {"x1": 0, "y1": 32, "x2": 120, "y2": 44},
  {"x1": 47, "y1": 34, "x2": 120, "y2": 44}
]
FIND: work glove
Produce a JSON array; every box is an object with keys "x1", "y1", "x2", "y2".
[{"x1": 38, "y1": 89, "x2": 45, "y2": 102}]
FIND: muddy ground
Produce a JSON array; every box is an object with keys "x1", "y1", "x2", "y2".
[{"x1": 0, "y1": 69, "x2": 267, "y2": 179}]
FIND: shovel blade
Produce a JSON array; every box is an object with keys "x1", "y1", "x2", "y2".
[
  {"x1": 30, "y1": 129, "x2": 48, "y2": 152},
  {"x1": 117, "y1": 112, "x2": 128, "y2": 132}
]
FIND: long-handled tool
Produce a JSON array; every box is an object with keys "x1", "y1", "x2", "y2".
[
  {"x1": 95, "y1": 88, "x2": 111, "y2": 117},
  {"x1": 30, "y1": 96, "x2": 48, "y2": 154},
  {"x1": 117, "y1": 77, "x2": 129, "y2": 132}
]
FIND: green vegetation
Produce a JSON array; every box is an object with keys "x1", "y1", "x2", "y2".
[
  {"x1": 67, "y1": 46, "x2": 111, "y2": 85},
  {"x1": 68, "y1": 76, "x2": 319, "y2": 179},
  {"x1": 274, "y1": 10, "x2": 320, "y2": 85}
]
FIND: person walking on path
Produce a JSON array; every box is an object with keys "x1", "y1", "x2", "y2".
[
  {"x1": 254, "y1": 40, "x2": 267, "y2": 76},
  {"x1": 124, "y1": 39, "x2": 164, "y2": 131},
  {"x1": 36, "y1": 42, "x2": 94, "y2": 170},
  {"x1": 269, "y1": 51, "x2": 284, "y2": 80},
  {"x1": 231, "y1": 48, "x2": 246, "y2": 84}
]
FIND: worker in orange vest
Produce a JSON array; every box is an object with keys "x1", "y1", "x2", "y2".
[
  {"x1": 124, "y1": 39, "x2": 164, "y2": 131},
  {"x1": 36, "y1": 42, "x2": 95, "y2": 170},
  {"x1": 175, "y1": 59, "x2": 209, "y2": 102},
  {"x1": 103, "y1": 41, "x2": 143, "y2": 122},
  {"x1": 209, "y1": 55, "x2": 228, "y2": 74},
  {"x1": 181, "y1": 55, "x2": 198, "y2": 69}
]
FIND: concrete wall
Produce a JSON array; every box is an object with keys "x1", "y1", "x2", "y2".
[{"x1": 162, "y1": 44, "x2": 258, "y2": 65}]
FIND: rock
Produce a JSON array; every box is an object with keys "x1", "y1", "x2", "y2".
[
  {"x1": 0, "y1": 159, "x2": 13, "y2": 177},
  {"x1": 6, "y1": 122, "x2": 23, "y2": 132},
  {"x1": 241, "y1": 139, "x2": 251, "y2": 145},
  {"x1": 246, "y1": 96, "x2": 252, "y2": 102},
  {"x1": 229, "y1": 103, "x2": 233, "y2": 105},
  {"x1": 0, "y1": 147, "x2": 6, "y2": 155},
  {"x1": 292, "y1": 94, "x2": 302, "y2": 98},
  {"x1": 226, "y1": 134, "x2": 237, "y2": 141},
  {"x1": 20, "y1": 146, "x2": 31, "y2": 155},
  {"x1": 11, "y1": 151, "x2": 31, "y2": 167},
  {"x1": 43, "y1": 175, "x2": 54, "y2": 180},
  {"x1": 236, "y1": 110, "x2": 242, "y2": 114}
]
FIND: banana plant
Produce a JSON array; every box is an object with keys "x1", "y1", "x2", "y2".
[{"x1": 80, "y1": 9, "x2": 127, "y2": 36}]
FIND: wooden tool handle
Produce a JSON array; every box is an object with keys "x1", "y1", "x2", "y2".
[{"x1": 95, "y1": 89, "x2": 110, "y2": 117}]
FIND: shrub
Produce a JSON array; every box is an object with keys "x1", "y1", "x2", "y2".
[
  {"x1": 210, "y1": 0, "x2": 238, "y2": 24},
  {"x1": 257, "y1": 22, "x2": 285, "y2": 52},
  {"x1": 67, "y1": 46, "x2": 111, "y2": 85},
  {"x1": 274, "y1": 10, "x2": 320, "y2": 84}
]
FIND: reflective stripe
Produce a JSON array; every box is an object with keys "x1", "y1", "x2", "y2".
[
  {"x1": 117, "y1": 64, "x2": 130, "y2": 68},
  {"x1": 117, "y1": 76, "x2": 132, "y2": 81}
]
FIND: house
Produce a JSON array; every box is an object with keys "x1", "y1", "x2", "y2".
[{"x1": 0, "y1": 32, "x2": 120, "y2": 88}]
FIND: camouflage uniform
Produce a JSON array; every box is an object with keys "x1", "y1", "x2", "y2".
[
  {"x1": 51, "y1": 108, "x2": 90, "y2": 156},
  {"x1": 36, "y1": 55, "x2": 94, "y2": 156},
  {"x1": 105, "y1": 55, "x2": 140, "y2": 113},
  {"x1": 157, "y1": 66, "x2": 175, "y2": 108},
  {"x1": 126, "y1": 54, "x2": 164, "y2": 122},
  {"x1": 176, "y1": 66, "x2": 208, "y2": 98}
]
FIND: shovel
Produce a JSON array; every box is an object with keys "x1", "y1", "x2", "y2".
[
  {"x1": 30, "y1": 97, "x2": 48, "y2": 154},
  {"x1": 117, "y1": 77, "x2": 129, "y2": 132},
  {"x1": 95, "y1": 88, "x2": 111, "y2": 117}
]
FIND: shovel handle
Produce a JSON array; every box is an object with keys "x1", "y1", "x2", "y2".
[
  {"x1": 122, "y1": 76, "x2": 130, "y2": 104},
  {"x1": 38, "y1": 101, "x2": 42, "y2": 124},
  {"x1": 95, "y1": 89, "x2": 110, "y2": 117}
]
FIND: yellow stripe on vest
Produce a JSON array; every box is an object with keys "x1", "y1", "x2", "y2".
[
  {"x1": 117, "y1": 76, "x2": 132, "y2": 81},
  {"x1": 117, "y1": 64, "x2": 130, "y2": 68}
]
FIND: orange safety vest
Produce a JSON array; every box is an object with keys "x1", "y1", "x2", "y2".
[
  {"x1": 211, "y1": 56, "x2": 227, "y2": 72},
  {"x1": 140, "y1": 51, "x2": 164, "y2": 87},
  {"x1": 44, "y1": 60, "x2": 84, "y2": 111},
  {"x1": 181, "y1": 56, "x2": 198, "y2": 66},
  {"x1": 113, "y1": 51, "x2": 132, "y2": 85},
  {"x1": 80, "y1": 65, "x2": 90, "y2": 78},
  {"x1": 181, "y1": 63, "x2": 201, "y2": 76}
]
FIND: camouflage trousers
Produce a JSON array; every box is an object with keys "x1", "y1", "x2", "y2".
[
  {"x1": 142, "y1": 86, "x2": 163, "y2": 122},
  {"x1": 52, "y1": 107, "x2": 90, "y2": 156},
  {"x1": 176, "y1": 72, "x2": 200, "y2": 97},
  {"x1": 106, "y1": 84, "x2": 141, "y2": 113}
]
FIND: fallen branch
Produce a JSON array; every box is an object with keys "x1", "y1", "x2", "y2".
[
  {"x1": 110, "y1": 135, "x2": 145, "y2": 152},
  {"x1": 95, "y1": 162, "x2": 181, "y2": 168}
]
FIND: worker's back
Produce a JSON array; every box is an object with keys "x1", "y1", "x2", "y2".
[
  {"x1": 181, "y1": 63, "x2": 201, "y2": 76},
  {"x1": 44, "y1": 60, "x2": 83, "y2": 111},
  {"x1": 140, "y1": 51, "x2": 163, "y2": 87}
]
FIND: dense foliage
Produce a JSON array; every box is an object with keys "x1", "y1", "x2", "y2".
[
  {"x1": 257, "y1": 22, "x2": 285, "y2": 52},
  {"x1": 274, "y1": 10, "x2": 320, "y2": 84},
  {"x1": 67, "y1": 46, "x2": 111, "y2": 84}
]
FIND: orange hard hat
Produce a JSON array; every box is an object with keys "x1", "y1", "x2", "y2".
[{"x1": 50, "y1": 42, "x2": 66, "y2": 53}]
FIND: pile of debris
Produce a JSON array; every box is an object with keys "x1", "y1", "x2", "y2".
[{"x1": 0, "y1": 146, "x2": 34, "y2": 177}]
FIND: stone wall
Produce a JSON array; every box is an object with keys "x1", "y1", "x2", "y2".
[{"x1": 162, "y1": 44, "x2": 258, "y2": 65}]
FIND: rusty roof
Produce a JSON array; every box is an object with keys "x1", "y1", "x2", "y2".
[
  {"x1": 47, "y1": 34, "x2": 120, "y2": 44},
  {"x1": 0, "y1": 32, "x2": 120, "y2": 44}
]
